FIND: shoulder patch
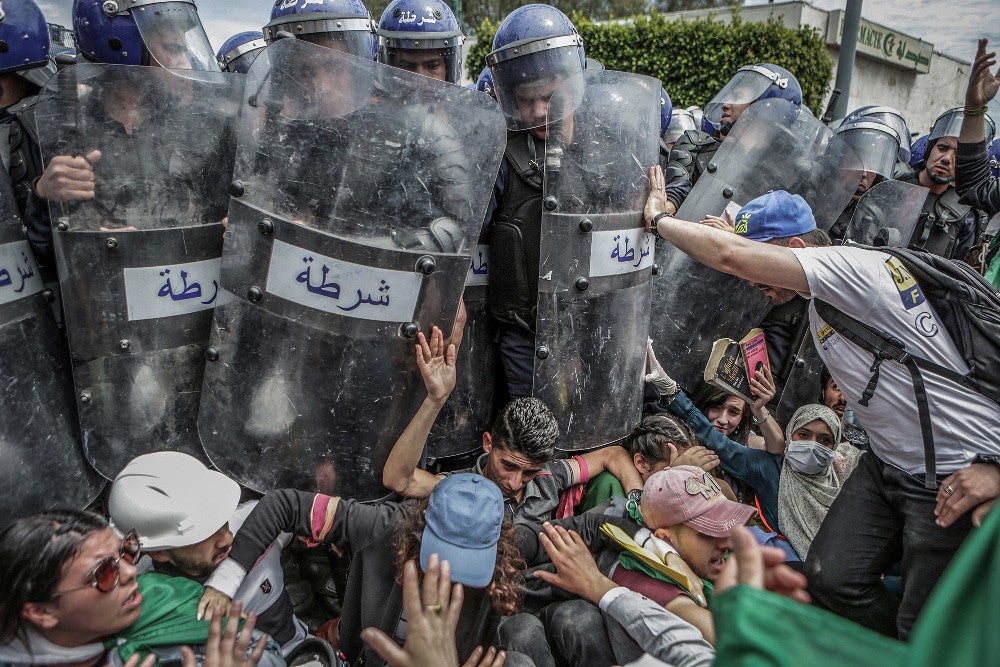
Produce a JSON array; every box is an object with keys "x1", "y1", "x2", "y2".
[{"x1": 885, "y1": 257, "x2": 925, "y2": 309}]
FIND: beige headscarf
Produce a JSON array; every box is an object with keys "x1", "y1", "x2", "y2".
[{"x1": 777, "y1": 404, "x2": 862, "y2": 559}]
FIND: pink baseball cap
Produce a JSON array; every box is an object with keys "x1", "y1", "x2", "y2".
[{"x1": 641, "y1": 466, "x2": 757, "y2": 538}]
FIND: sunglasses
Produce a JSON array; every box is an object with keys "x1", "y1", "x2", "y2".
[{"x1": 51, "y1": 530, "x2": 142, "y2": 598}]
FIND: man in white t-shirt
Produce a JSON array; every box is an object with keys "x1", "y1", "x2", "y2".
[{"x1": 642, "y1": 171, "x2": 1000, "y2": 639}]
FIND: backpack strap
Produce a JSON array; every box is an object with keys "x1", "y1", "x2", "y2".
[{"x1": 813, "y1": 300, "x2": 939, "y2": 489}]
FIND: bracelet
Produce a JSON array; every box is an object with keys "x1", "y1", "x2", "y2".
[
  {"x1": 963, "y1": 105, "x2": 989, "y2": 117},
  {"x1": 650, "y1": 211, "x2": 672, "y2": 234},
  {"x1": 752, "y1": 410, "x2": 771, "y2": 425}
]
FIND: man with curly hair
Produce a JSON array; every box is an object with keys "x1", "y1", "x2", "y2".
[
  {"x1": 383, "y1": 325, "x2": 644, "y2": 523},
  {"x1": 197, "y1": 474, "x2": 532, "y2": 667}
]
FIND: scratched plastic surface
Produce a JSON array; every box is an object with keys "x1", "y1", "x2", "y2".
[
  {"x1": 35, "y1": 65, "x2": 243, "y2": 478},
  {"x1": 199, "y1": 39, "x2": 507, "y2": 498},
  {"x1": 533, "y1": 70, "x2": 660, "y2": 451},
  {"x1": 649, "y1": 99, "x2": 864, "y2": 392},
  {"x1": 0, "y1": 179, "x2": 104, "y2": 521},
  {"x1": 843, "y1": 180, "x2": 928, "y2": 247}
]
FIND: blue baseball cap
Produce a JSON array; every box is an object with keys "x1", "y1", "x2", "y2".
[
  {"x1": 733, "y1": 190, "x2": 816, "y2": 242},
  {"x1": 420, "y1": 474, "x2": 503, "y2": 588}
]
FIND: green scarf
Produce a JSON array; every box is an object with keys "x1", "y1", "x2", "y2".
[{"x1": 104, "y1": 573, "x2": 238, "y2": 664}]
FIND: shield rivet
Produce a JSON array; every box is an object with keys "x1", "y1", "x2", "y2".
[
  {"x1": 42, "y1": 289, "x2": 55, "y2": 303},
  {"x1": 258, "y1": 218, "x2": 275, "y2": 236},
  {"x1": 416, "y1": 256, "x2": 436, "y2": 275},
  {"x1": 79, "y1": 391, "x2": 92, "y2": 405},
  {"x1": 706, "y1": 163, "x2": 718, "y2": 173},
  {"x1": 793, "y1": 356, "x2": 806, "y2": 369},
  {"x1": 536, "y1": 346, "x2": 550, "y2": 360},
  {"x1": 119, "y1": 339, "x2": 130, "y2": 351},
  {"x1": 57, "y1": 220, "x2": 69, "y2": 232},
  {"x1": 205, "y1": 347, "x2": 220, "y2": 362},
  {"x1": 574, "y1": 277, "x2": 589, "y2": 291},
  {"x1": 578, "y1": 218, "x2": 593, "y2": 232},
  {"x1": 400, "y1": 323, "x2": 419, "y2": 339},
  {"x1": 722, "y1": 187, "x2": 734, "y2": 199},
  {"x1": 248, "y1": 286, "x2": 263, "y2": 302},
  {"x1": 543, "y1": 196, "x2": 558, "y2": 211},
  {"x1": 106, "y1": 237, "x2": 118, "y2": 249},
  {"x1": 230, "y1": 180, "x2": 246, "y2": 197},
  {"x1": 652, "y1": 264, "x2": 659, "y2": 275}
]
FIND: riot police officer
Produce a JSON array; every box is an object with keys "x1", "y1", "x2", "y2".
[
  {"x1": 900, "y1": 107, "x2": 995, "y2": 258},
  {"x1": 1, "y1": 0, "x2": 60, "y2": 285},
  {"x1": 668, "y1": 63, "x2": 802, "y2": 185},
  {"x1": 217, "y1": 31, "x2": 267, "y2": 74},
  {"x1": 377, "y1": 0, "x2": 463, "y2": 84},
  {"x1": 263, "y1": 0, "x2": 377, "y2": 58},
  {"x1": 484, "y1": 3, "x2": 586, "y2": 399}
]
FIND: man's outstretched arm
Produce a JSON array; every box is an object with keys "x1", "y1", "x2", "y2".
[
  {"x1": 382, "y1": 325, "x2": 456, "y2": 497},
  {"x1": 644, "y1": 166, "x2": 810, "y2": 295}
]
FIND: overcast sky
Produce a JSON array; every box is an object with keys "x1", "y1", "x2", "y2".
[{"x1": 38, "y1": 0, "x2": 999, "y2": 121}]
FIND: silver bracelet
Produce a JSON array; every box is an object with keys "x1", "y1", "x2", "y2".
[{"x1": 752, "y1": 410, "x2": 771, "y2": 425}]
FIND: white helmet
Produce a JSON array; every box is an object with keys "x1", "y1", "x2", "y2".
[{"x1": 108, "y1": 451, "x2": 241, "y2": 550}]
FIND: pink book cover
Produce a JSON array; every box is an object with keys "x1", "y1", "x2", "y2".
[{"x1": 740, "y1": 328, "x2": 770, "y2": 390}]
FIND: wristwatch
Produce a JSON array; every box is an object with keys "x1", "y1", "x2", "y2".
[{"x1": 650, "y1": 211, "x2": 672, "y2": 234}]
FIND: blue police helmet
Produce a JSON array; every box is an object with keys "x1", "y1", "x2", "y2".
[
  {"x1": 265, "y1": 0, "x2": 377, "y2": 60},
  {"x1": 703, "y1": 63, "x2": 801, "y2": 136},
  {"x1": 476, "y1": 65, "x2": 495, "y2": 99},
  {"x1": 659, "y1": 86, "x2": 673, "y2": 136},
  {"x1": 73, "y1": 0, "x2": 218, "y2": 70},
  {"x1": 0, "y1": 0, "x2": 50, "y2": 77},
  {"x1": 486, "y1": 4, "x2": 585, "y2": 130},
  {"x1": 217, "y1": 30, "x2": 266, "y2": 73},
  {"x1": 377, "y1": 0, "x2": 463, "y2": 83},
  {"x1": 834, "y1": 114, "x2": 902, "y2": 180},
  {"x1": 844, "y1": 105, "x2": 911, "y2": 162},
  {"x1": 989, "y1": 137, "x2": 1000, "y2": 179},
  {"x1": 909, "y1": 134, "x2": 928, "y2": 167}
]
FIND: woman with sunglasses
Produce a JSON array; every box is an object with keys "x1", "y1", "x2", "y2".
[{"x1": 0, "y1": 510, "x2": 281, "y2": 666}]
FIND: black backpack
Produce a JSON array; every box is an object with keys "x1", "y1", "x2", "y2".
[{"x1": 814, "y1": 245, "x2": 1000, "y2": 487}]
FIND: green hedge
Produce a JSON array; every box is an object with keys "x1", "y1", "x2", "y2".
[{"x1": 467, "y1": 12, "x2": 832, "y2": 113}]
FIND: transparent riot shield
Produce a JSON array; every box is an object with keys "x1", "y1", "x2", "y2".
[
  {"x1": 650, "y1": 99, "x2": 863, "y2": 391},
  {"x1": 0, "y1": 178, "x2": 104, "y2": 522},
  {"x1": 35, "y1": 64, "x2": 243, "y2": 479},
  {"x1": 197, "y1": 39, "x2": 506, "y2": 498},
  {"x1": 843, "y1": 180, "x2": 929, "y2": 247},
  {"x1": 533, "y1": 70, "x2": 660, "y2": 451}
]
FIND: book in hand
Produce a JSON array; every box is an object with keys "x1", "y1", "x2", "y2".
[{"x1": 703, "y1": 328, "x2": 770, "y2": 404}]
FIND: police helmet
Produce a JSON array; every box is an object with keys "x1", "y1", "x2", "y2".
[
  {"x1": 703, "y1": 63, "x2": 802, "y2": 136},
  {"x1": 0, "y1": 0, "x2": 55, "y2": 88},
  {"x1": 909, "y1": 134, "x2": 928, "y2": 167},
  {"x1": 989, "y1": 137, "x2": 1000, "y2": 178},
  {"x1": 927, "y1": 107, "x2": 996, "y2": 146},
  {"x1": 476, "y1": 65, "x2": 495, "y2": 99},
  {"x1": 377, "y1": 0, "x2": 463, "y2": 84},
  {"x1": 73, "y1": 0, "x2": 218, "y2": 70},
  {"x1": 264, "y1": 0, "x2": 377, "y2": 61},
  {"x1": 835, "y1": 114, "x2": 902, "y2": 181},
  {"x1": 217, "y1": 30, "x2": 266, "y2": 74},
  {"x1": 844, "y1": 105, "x2": 911, "y2": 162},
  {"x1": 486, "y1": 4, "x2": 585, "y2": 131}
]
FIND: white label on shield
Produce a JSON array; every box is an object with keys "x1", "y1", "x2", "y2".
[
  {"x1": 124, "y1": 257, "x2": 222, "y2": 321},
  {"x1": 0, "y1": 240, "x2": 44, "y2": 305},
  {"x1": 466, "y1": 244, "x2": 489, "y2": 286},
  {"x1": 266, "y1": 240, "x2": 422, "y2": 322},
  {"x1": 589, "y1": 229, "x2": 654, "y2": 278}
]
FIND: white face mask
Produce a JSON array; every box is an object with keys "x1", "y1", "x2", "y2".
[{"x1": 785, "y1": 440, "x2": 835, "y2": 475}]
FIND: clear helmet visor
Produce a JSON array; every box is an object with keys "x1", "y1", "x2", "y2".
[
  {"x1": 703, "y1": 69, "x2": 776, "y2": 132},
  {"x1": 928, "y1": 107, "x2": 997, "y2": 145},
  {"x1": 378, "y1": 36, "x2": 463, "y2": 84},
  {"x1": 132, "y1": 2, "x2": 218, "y2": 71},
  {"x1": 847, "y1": 107, "x2": 911, "y2": 161},
  {"x1": 224, "y1": 48, "x2": 264, "y2": 74},
  {"x1": 663, "y1": 109, "x2": 697, "y2": 145},
  {"x1": 487, "y1": 37, "x2": 585, "y2": 131},
  {"x1": 837, "y1": 123, "x2": 901, "y2": 180}
]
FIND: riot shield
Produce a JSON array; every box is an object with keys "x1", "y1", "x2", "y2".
[
  {"x1": 35, "y1": 64, "x2": 242, "y2": 478},
  {"x1": 650, "y1": 99, "x2": 863, "y2": 391},
  {"x1": 843, "y1": 180, "x2": 928, "y2": 247},
  {"x1": 533, "y1": 70, "x2": 660, "y2": 451},
  {"x1": 197, "y1": 39, "x2": 506, "y2": 498},
  {"x1": 0, "y1": 178, "x2": 104, "y2": 523}
]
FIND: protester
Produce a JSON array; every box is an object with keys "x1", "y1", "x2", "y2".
[
  {"x1": 643, "y1": 180, "x2": 1000, "y2": 638},
  {"x1": 197, "y1": 474, "x2": 532, "y2": 666},
  {"x1": 776, "y1": 404, "x2": 861, "y2": 559},
  {"x1": 383, "y1": 326, "x2": 644, "y2": 522},
  {"x1": 0, "y1": 510, "x2": 281, "y2": 667}
]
